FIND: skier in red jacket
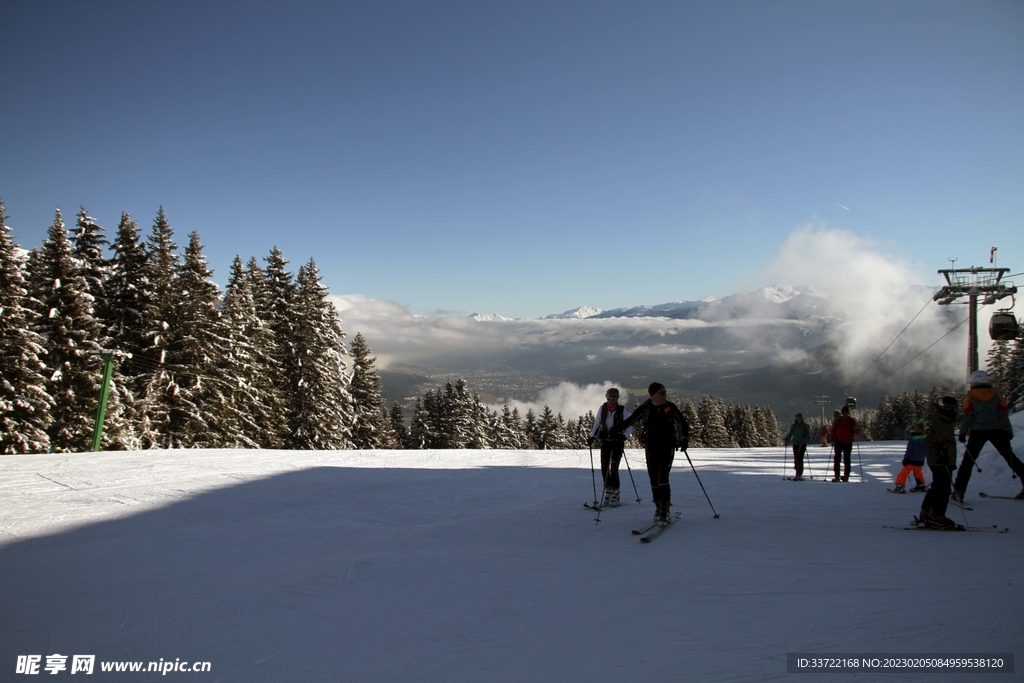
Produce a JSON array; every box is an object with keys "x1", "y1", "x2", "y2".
[{"x1": 830, "y1": 406, "x2": 857, "y2": 482}]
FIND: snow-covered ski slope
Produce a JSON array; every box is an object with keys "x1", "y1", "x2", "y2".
[{"x1": 2, "y1": 415, "x2": 1023, "y2": 682}]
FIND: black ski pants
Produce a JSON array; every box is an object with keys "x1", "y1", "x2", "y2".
[
  {"x1": 600, "y1": 439, "x2": 624, "y2": 490},
  {"x1": 922, "y1": 464, "x2": 953, "y2": 518},
  {"x1": 954, "y1": 430, "x2": 1024, "y2": 495},
  {"x1": 792, "y1": 443, "x2": 807, "y2": 477},
  {"x1": 645, "y1": 444, "x2": 675, "y2": 505},
  {"x1": 833, "y1": 441, "x2": 852, "y2": 480}
]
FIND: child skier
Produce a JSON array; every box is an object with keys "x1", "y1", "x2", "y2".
[
  {"x1": 917, "y1": 396, "x2": 959, "y2": 528},
  {"x1": 892, "y1": 420, "x2": 927, "y2": 493}
]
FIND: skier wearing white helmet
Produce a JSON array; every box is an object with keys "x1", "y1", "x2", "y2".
[{"x1": 951, "y1": 370, "x2": 1024, "y2": 503}]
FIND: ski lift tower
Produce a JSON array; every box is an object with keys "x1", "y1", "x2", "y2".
[
  {"x1": 933, "y1": 263, "x2": 1016, "y2": 381},
  {"x1": 813, "y1": 395, "x2": 831, "y2": 426}
]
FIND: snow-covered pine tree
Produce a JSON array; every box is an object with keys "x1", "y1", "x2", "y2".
[
  {"x1": 1005, "y1": 327, "x2": 1024, "y2": 411},
  {"x1": 987, "y1": 338, "x2": 1013, "y2": 393},
  {"x1": 290, "y1": 258, "x2": 353, "y2": 449},
  {"x1": 155, "y1": 231, "x2": 226, "y2": 448},
  {"x1": 445, "y1": 379, "x2": 483, "y2": 448},
  {"x1": 389, "y1": 402, "x2": 407, "y2": 449},
  {"x1": 100, "y1": 212, "x2": 154, "y2": 448},
  {"x1": 434, "y1": 378, "x2": 458, "y2": 448},
  {"x1": 105, "y1": 213, "x2": 153, "y2": 368},
  {"x1": 261, "y1": 248, "x2": 301, "y2": 432},
  {"x1": 468, "y1": 390, "x2": 491, "y2": 448},
  {"x1": 25, "y1": 209, "x2": 105, "y2": 451},
  {"x1": 0, "y1": 199, "x2": 53, "y2": 453},
  {"x1": 522, "y1": 408, "x2": 539, "y2": 449},
  {"x1": 71, "y1": 208, "x2": 135, "y2": 450},
  {"x1": 536, "y1": 405, "x2": 564, "y2": 449},
  {"x1": 217, "y1": 255, "x2": 287, "y2": 448},
  {"x1": 135, "y1": 207, "x2": 181, "y2": 447},
  {"x1": 408, "y1": 395, "x2": 433, "y2": 449},
  {"x1": 508, "y1": 407, "x2": 527, "y2": 449},
  {"x1": 71, "y1": 207, "x2": 108, "y2": 309},
  {"x1": 679, "y1": 400, "x2": 701, "y2": 448},
  {"x1": 348, "y1": 332, "x2": 394, "y2": 449},
  {"x1": 697, "y1": 394, "x2": 734, "y2": 448},
  {"x1": 488, "y1": 404, "x2": 516, "y2": 449},
  {"x1": 872, "y1": 394, "x2": 898, "y2": 441},
  {"x1": 734, "y1": 404, "x2": 760, "y2": 449}
]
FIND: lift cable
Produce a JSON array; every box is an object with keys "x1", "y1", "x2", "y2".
[
  {"x1": 846, "y1": 293, "x2": 935, "y2": 393},
  {"x1": 865, "y1": 315, "x2": 970, "y2": 390}
]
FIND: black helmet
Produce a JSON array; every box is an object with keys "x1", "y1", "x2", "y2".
[{"x1": 935, "y1": 395, "x2": 958, "y2": 411}]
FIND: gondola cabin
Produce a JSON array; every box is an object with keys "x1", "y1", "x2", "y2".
[{"x1": 989, "y1": 311, "x2": 1019, "y2": 341}]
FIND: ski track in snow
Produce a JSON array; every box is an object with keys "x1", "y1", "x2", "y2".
[{"x1": 1, "y1": 415, "x2": 1023, "y2": 682}]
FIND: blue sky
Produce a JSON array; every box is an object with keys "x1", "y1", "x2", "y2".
[{"x1": 1, "y1": 0, "x2": 1022, "y2": 319}]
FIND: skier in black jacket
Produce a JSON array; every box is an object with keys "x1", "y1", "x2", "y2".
[{"x1": 612, "y1": 382, "x2": 689, "y2": 526}]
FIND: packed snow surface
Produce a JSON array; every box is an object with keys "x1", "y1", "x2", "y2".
[{"x1": 2, "y1": 416, "x2": 1023, "y2": 682}]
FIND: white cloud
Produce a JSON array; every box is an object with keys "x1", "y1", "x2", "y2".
[
  {"x1": 761, "y1": 223, "x2": 962, "y2": 384},
  {"x1": 492, "y1": 382, "x2": 632, "y2": 422}
]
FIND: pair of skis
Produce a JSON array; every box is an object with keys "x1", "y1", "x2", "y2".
[
  {"x1": 885, "y1": 518, "x2": 1009, "y2": 533},
  {"x1": 632, "y1": 513, "x2": 682, "y2": 542},
  {"x1": 582, "y1": 502, "x2": 681, "y2": 542}
]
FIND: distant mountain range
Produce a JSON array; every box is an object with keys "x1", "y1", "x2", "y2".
[
  {"x1": 544, "y1": 285, "x2": 839, "y2": 323},
  {"x1": 408, "y1": 283, "x2": 957, "y2": 419}
]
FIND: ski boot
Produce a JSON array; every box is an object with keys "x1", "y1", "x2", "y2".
[
  {"x1": 910, "y1": 483, "x2": 928, "y2": 493},
  {"x1": 950, "y1": 490, "x2": 965, "y2": 506},
  {"x1": 892, "y1": 484, "x2": 906, "y2": 494},
  {"x1": 602, "y1": 488, "x2": 620, "y2": 507}
]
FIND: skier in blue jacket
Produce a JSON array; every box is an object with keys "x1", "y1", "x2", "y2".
[{"x1": 784, "y1": 413, "x2": 810, "y2": 480}]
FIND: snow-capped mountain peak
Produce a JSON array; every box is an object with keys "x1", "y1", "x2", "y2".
[{"x1": 544, "y1": 306, "x2": 603, "y2": 320}]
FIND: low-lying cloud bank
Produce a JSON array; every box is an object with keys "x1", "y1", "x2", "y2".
[{"x1": 332, "y1": 224, "x2": 991, "y2": 416}]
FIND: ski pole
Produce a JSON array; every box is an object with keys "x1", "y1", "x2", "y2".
[
  {"x1": 595, "y1": 478, "x2": 607, "y2": 525},
  {"x1": 588, "y1": 442, "x2": 599, "y2": 508},
  {"x1": 961, "y1": 444, "x2": 982, "y2": 473},
  {"x1": 621, "y1": 447, "x2": 641, "y2": 503},
  {"x1": 681, "y1": 448, "x2": 719, "y2": 519},
  {"x1": 804, "y1": 444, "x2": 813, "y2": 479},
  {"x1": 781, "y1": 443, "x2": 788, "y2": 480}
]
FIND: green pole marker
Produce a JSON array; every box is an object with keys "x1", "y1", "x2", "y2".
[{"x1": 91, "y1": 354, "x2": 115, "y2": 452}]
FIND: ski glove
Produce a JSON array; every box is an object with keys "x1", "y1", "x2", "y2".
[
  {"x1": 587, "y1": 436, "x2": 596, "y2": 447},
  {"x1": 958, "y1": 432, "x2": 967, "y2": 444},
  {"x1": 680, "y1": 437, "x2": 689, "y2": 451}
]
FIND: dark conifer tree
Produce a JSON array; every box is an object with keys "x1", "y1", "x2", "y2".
[
  {"x1": 105, "y1": 213, "x2": 152, "y2": 366},
  {"x1": 679, "y1": 400, "x2": 701, "y2": 447},
  {"x1": 697, "y1": 394, "x2": 733, "y2": 448},
  {"x1": 537, "y1": 405, "x2": 563, "y2": 449},
  {"x1": 26, "y1": 209, "x2": 105, "y2": 451},
  {"x1": 522, "y1": 408, "x2": 539, "y2": 449},
  {"x1": 221, "y1": 256, "x2": 288, "y2": 448},
  {"x1": 156, "y1": 232, "x2": 224, "y2": 447},
  {"x1": 408, "y1": 395, "x2": 433, "y2": 449},
  {"x1": 389, "y1": 402, "x2": 407, "y2": 449},
  {"x1": 71, "y1": 207, "x2": 108, "y2": 307},
  {"x1": 290, "y1": 258, "x2": 353, "y2": 449},
  {"x1": 1005, "y1": 327, "x2": 1024, "y2": 411},
  {"x1": 348, "y1": 332, "x2": 394, "y2": 449},
  {"x1": 0, "y1": 199, "x2": 53, "y2": 453},
  {"x1": 135, "y1": 207, "x2": 181, "y2": 446}
]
